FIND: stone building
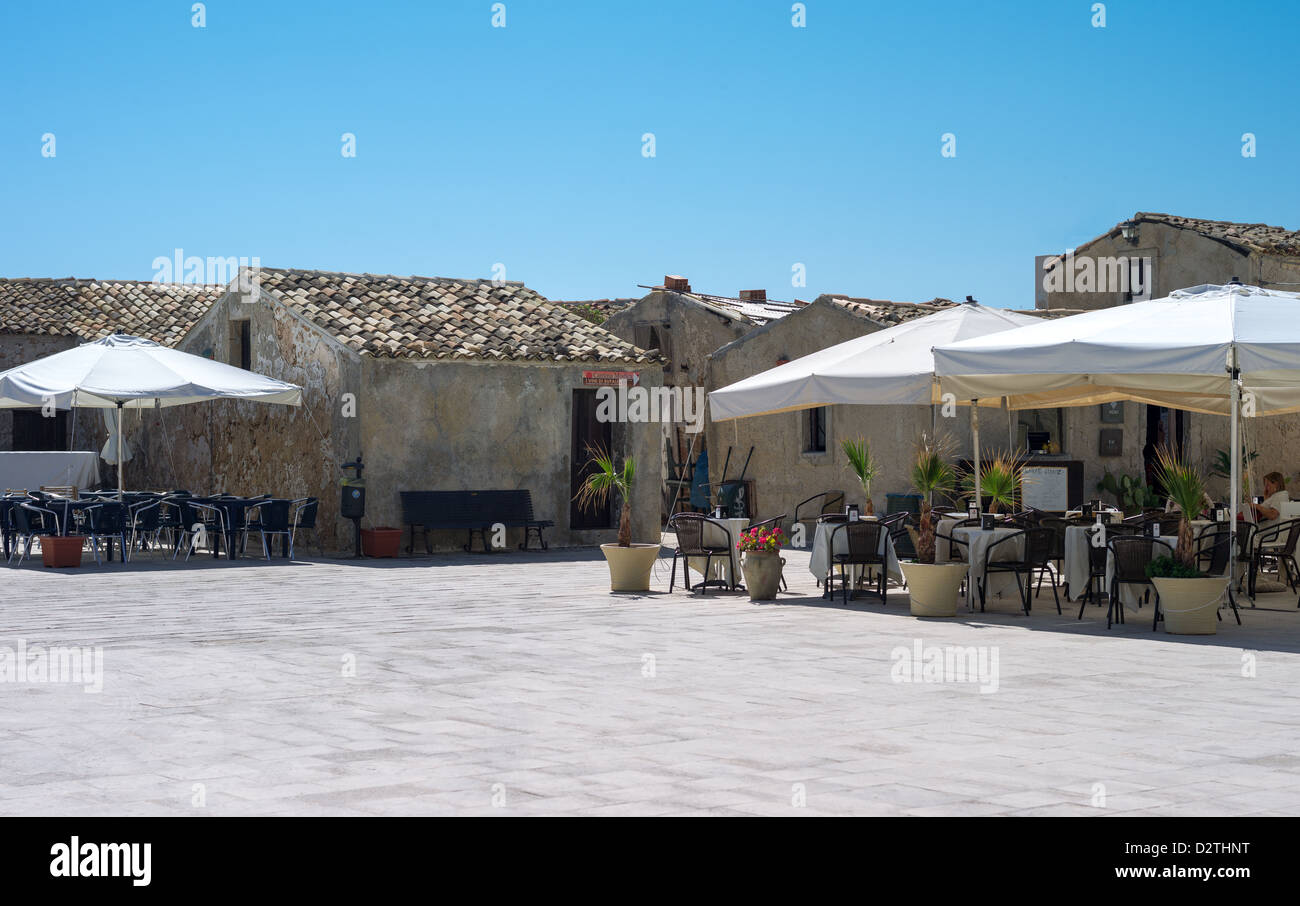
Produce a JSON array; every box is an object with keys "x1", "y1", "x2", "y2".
[
  {"x1": 1037, "y1": 213, "x2": 1300, "y2": 498},
  {"x1": 0, "y1": 277, "x2": 221, "y2": 463},
  {"x1": 2, "y1": 270, "x2": 664, "y2": 552}
]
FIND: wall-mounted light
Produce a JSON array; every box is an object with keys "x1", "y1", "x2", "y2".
[{"x1": 1120, "y1": 220, "x2": 1139, "y2": 244}]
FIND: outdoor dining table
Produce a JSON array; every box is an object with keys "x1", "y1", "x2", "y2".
[
  {"x1": 1063, "y1": 520, "x2": 1218, "y2": 605},
  {"x1": 935, "y1": 518, "x2": 1024, "y2": 608},
  {"x1": 807, "y1": 518, "x2": 903, "y2": 587},
  {"x1": 44, "y1": 496, "x2": 124, "y2": 561},
  {"x1": 193, "y1": 496, "x2": 270, "y2": 561},
  {"x1": 686, "y1": 516, "x2": 748, "y2": 590}
]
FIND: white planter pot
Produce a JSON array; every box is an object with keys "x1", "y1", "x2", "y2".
[
  {"x1": 600, "y1": 543, "x2": 661, "y2": 592},
  {"x1": 899, "y1": 561, "x2": 969, "y2": 617},
  {"x1": 1152, "y1": 576, "x2": 1229, "y2": 635}
]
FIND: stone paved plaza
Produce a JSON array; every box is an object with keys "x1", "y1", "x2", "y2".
[{"x1": 3, "y1": 543, "x2": 1299, "y2": 816}]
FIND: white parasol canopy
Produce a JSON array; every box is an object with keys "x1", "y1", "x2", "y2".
[{"x1": 0, "y1": 333, "x2": 303, "y2": 498}]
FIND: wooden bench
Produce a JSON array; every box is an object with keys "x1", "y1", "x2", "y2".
[{"x1": 400, "y1": 489, "x2": 554, "y2": 554}]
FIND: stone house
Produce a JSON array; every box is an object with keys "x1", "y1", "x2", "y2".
[
  {"x1": 1037, "y1": 213, "x2": 1300, "y2": 499},
  {"x1": 1, "y1": 271, "x2": 664, "y2": 552},
  {"x1": 0, "y1": 277, "x2": 221, "y2": 463},
  {"x1": 129, "y1": 268, "x2": 665, "y2": 551}
]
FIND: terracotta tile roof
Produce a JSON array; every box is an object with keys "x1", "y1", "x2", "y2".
[
  {"x1": 254, "y1": 268, "x2": 659, "y2": 363},
  {"x1": 0, "y1": 278, "x2": 222, "y2": 344},
  {"x1": 550, "y1": 298, "x2": 640, "y2": 325},
  {"x1": 816, "y1": 294, "x2": 959, "y2": 325}
]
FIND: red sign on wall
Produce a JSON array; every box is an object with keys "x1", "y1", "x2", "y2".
[{"x1": 583, "y1": 371, "x2": 641, "y2": 387}]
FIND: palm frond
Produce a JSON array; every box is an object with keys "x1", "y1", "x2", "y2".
[{"x1": 841, "y1": 437, "x2": 879, "y2": 492}]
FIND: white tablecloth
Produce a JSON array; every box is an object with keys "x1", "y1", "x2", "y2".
[
  {"x1": 807, "y1": 519, "x2": 903, "y2": 585},
  {"x1": 0, "y1": 451, "x2": 100, "y2": 494},
  {"x1": 687, "y1": 517, "x2": 748, "y2": 587},
  {"x1": 1065, "y1": 521, "x2": 1218, "y2": 605},
  {"x1": 936, "y1": 519, "x2": 1023, "y2": 607}
]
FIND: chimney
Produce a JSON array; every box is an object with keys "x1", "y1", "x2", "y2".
[
  {"x1": 964, "y1": 295, "x2": 979, "y2": 305},
  {"x1": 664, "y1": 275, "x2": 691, "y2": 293},
  {"x1": 738, "y1": 289, "x2": 767, "y2": 302}
]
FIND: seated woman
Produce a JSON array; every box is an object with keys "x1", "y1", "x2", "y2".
[{"x1": 1250, "y1": 471, "x2": 1291, "y2": 537}]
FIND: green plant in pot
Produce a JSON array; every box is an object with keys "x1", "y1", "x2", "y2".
[
  {"x1": 898, "y1": 433, "x2": 968, "y2": 617},
  {"x1": 575, "y1": 445, "x2": 659, "y2": 592},
  {"x1": 1146, "y1": 445, "x2": 1226, "y2": 634},
  {"x1": 841, "y1": 437, "x2": 879, "y2": 515},
  {"x1": 961, "y1": 449, "x2": 1024, "y2": 514},
  {"x1": 1096, "y1": 470, "x2": 1161, "y2": 515}
]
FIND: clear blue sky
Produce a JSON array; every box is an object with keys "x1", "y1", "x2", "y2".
[{"x1": 3, "y1": 0, "x2": 1296, "y2": 307}]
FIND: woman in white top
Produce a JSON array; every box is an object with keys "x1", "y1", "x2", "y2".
[{"x1": 1251, "y1": 471, "x2": 1290, "y2": 536}]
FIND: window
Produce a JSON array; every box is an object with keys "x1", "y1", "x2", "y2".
[
  {"x1": 804, "y1": 407, "x2": 827, "y2": 453},
  {"x1": 229, "y1": 319, "x2": 251, "y2": 370},
  {"x1": 11, "y1": 410, "x2": 67, "y2": 451},
  {"x1": 1122, "y1": 257, "x2": 1152, "y2": 303},
  {"x1": 1017, "y1": 408, "x2": 1064, "y2": 454}
]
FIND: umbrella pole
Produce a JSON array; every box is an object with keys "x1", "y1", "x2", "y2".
[
  {"x1": 971, "y1": 401, "x2": 981, "y2": 515},
  {"x1": 117, "y1": 401, "x2": 125, "y2": 501},
  {"x1": 1229, "y1": 353, "x2": 1240, "y2": 591}
]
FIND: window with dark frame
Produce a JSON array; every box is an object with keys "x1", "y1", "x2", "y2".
[{"x1": 805, "y1": 407, "x2": 827, "y2": 453}]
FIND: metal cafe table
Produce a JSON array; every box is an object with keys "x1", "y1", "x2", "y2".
[
  {"x1": 935, "y1": 518, "x2": 1024, "y2": 609},
  {"x1": 190, "y1": 496, "x2": 271, "y2": 560},
  {"x1": 807, "y1": 517, "x2": 903, "y2": 587},
  {"x1": 686, "y1": 517, "x2": 748, "y2": 590}
]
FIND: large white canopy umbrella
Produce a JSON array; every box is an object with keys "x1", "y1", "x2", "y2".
[
  {"x1": 708, "y1": 303, "x2": 1044, "y2": 513},
  {"x1": 0, "y1": 333, "x2": 303, "y2": 498},
  {"x1": 934, "y1": 283, "x2": 1300, "y2": 577}
]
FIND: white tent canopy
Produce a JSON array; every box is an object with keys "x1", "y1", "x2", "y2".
[
  {"x1": 932, "y1": 284, "x2": 1300, "y2": 416},
  {"x1": 0, "y1": 333, "x2": 302, "y2": 410},
  {"x1": 708, "y1": 303, "x2": 1043, "y2": 421},
  {"x1": 0, "y1": 333, "x2": 303, "y2": 497}
]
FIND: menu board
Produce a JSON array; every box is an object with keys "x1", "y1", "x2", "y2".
[{"x1": 1021, "y1": 465, "x2": 1069, "y2": 512}]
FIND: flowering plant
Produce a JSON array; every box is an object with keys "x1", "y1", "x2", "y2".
[{"x1": 737, "y1": 525, "x2": 785, "y2": 553}]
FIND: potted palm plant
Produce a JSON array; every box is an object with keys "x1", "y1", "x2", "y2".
[
  {"x1": 575, "y1": 445, "x2": 660, "y2": 592},
  {"x1": 1146, "y1": 446, "x2": 1227, "y2": 635},
  {"x1": 962, "y1": 450, "x2": 1023, "y2": 514},
  {"x1": 899, "y1": 433, "x2": 968, "y2": 617},
  {"x1": 841, "y1": 437, "x2": 879, "y2": 515}
]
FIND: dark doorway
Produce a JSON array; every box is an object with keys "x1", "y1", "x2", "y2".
[
  {"x1": 1143, "y1": 405, "x2": 1185, "y2": 490},
  {"x1": 11, "y1": 409, "x2": 67, "y2": 451},
  {"x1": 570, "y1": 388, "x2": 613, "y2": 529}
]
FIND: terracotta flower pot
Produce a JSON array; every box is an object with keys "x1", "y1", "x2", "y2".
[
  {"x1": 600, "y1": 543, "x2": 660, "y2": 592},
  {"x1": 899, "y1": 561, "x2": 969, "y2": 617},
  {"x1": 1152, "y1": 576, "x2": 1228, "y2": 635},
  {"x1": 741, "y1": 550, "x2": 784, "y2": 601},
  {"x1": 42, "y1": 535, "x2": 85, "y2": 568},
  {"x1": 361, "y1": 527, "x2": 403, "y2": 558}
]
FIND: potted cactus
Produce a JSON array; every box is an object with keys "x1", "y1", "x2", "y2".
[
  {"x1": 899, "y1": 433, "x2": 968, "y2": 617},
  {"x1": 575, "y1": 446, "x2": 660, "y2": 592},
  {"x1": 1146, "y1": 446, "x2": 1227, "y2": 634}
]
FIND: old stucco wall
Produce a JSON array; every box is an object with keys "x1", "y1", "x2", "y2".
[
  {"x1": 132, "y1": 288, "x2": 359, "y2": 550},
  {"x1": 359, "y1": 358, "x2": 663, "y2": 551}
]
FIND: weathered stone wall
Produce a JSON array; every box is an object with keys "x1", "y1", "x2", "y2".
[
  {"x1": 131, "y1": 289, "x2": 359, "y2": 550},
  {"x1": 604, "y1": 291, "x2": 749, "y2": 387},
  {"x1": 359, "y1": 358, "x2": 663, "y2": 550}
]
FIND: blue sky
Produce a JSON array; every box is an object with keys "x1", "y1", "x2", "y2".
[{"x1": 2, "y1": 0, "x2": 1296, "y2": 306}]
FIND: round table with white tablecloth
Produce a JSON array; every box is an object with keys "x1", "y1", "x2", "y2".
[
  {"x1": 807, "y1": 518, "x2": 903, "y2": 588},
  {"x1": 686, "y1": 517, "x2": 748, "y2": 589},
  {"x1": 1064, "y1": 520, "x2": 1220, "y2": 606},
  {"x1": 935, "y1": 519, "x2": 1024, "y2": 609}
]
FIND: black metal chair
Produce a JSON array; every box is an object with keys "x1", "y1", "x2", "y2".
[
  {"x1": 246, "y1": 498, "x2": 294, "y2": 560},
  {"x1": 668, "y1": 513, "x2": 736, "y2": 594},
  {"x1": 795, "y1": 491, "x2": 845, "y2": 535},
  {"x1": 1108, "y1": 535, "x2": 1173, "y2": 630},
  {"x1": 291, "y1": 497, "x2": 321, "y2": 557},
  {"x1": 83, "y1": 501, "x2": 130, "y2": 565},
  {"x1": 1195, "y1": 526, "x2": 1241, "y2": 624},
  {"x1": 129, "y1": 498, "x2": 163, "y2": 556},
  {"x1": 1077, "y1": 525, "x2": 1112, "y2": 618},
  {"x1": 827, "y1": 520, "x2": 887, "y2": 605},
  {"x1": 747, "y1": 514, "x2": 788, "y2": 590},
  {"x1": 979, "y1": 527, "x2": 1056, "y2": 615},
  {"x1": 1248, "y1": 518, "x2": 1300, "y2": 602},
  {"x1": 8, "y1": 501, "x2": 62, "y2": 565}
]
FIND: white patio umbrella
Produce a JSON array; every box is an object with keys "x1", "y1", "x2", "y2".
[
  {"x1": 0, "y1": 333, "x2": 303, "y2": 498},
  {"x1": 708, "y1": 303, "x2": 1043, "y2": 513},
  {"x1": 933, "y1": 283, "x2": 1300, "y2": 578}
]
